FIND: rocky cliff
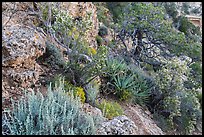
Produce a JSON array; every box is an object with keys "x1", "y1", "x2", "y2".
[{"x1": 2, "y1": 2, "x2": 47, "y2": 103}]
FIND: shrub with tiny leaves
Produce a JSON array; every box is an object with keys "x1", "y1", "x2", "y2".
[
  {"x1": 153, "y1": 57, "x2": 202, "y2": 134},
  {"x1": 96, "y1": 99, "x2": 124, "y2": 119},
  {"x1": 2, "y1": 79, "x2": 102, "y2": 135}
]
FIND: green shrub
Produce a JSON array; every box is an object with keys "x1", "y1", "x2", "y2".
[
  {"x1": 74, "y1": 87, "x2": 86, "y2": 103},
  {"x1": 96, "y1": 35, "x2": 104, "y2": 46},
  {"x1": 163, "y1": 2, "x2": 178, "y2": 20},
  {"x1": 106, "y1": 2, "x2": 129, "y2": 23},
  {"x1": 98, "y1": 25, "x2": 108, "y2": 37},
  {"x1": 153, "y1": 112, "x2": 173, "y2": 133},
  {"x1": 64, "y1": 45, "x2": 108, "y2": 87},
  {"x1": 51, "y1": 7, "x2": 92, "y2": 44},
  {"x1": 94, "y1": 2, "x2": 113, "y2": 27},
  {"x1": 112, "y1": 74, "x2": 134, "y2": 101},
  {"x1": 186, "y1": 62, "x2": 202, "y2": 89},
  {"x1": 195, "y1": 92, "x2": 202, "y2": 108},
  {"x1": 152, "y1": 57, "x2": 202, "y2": 134},
  {"x1": 96, "y1": 99, "x2": 123, "y2": 119},
  {"x1": 105, "y1": 57, "x2": 128, "y2": 77},
  {"x1": 2, "y1": 79, "x2": 102, "y2": 135},
  {"x1": 118, "y1": 90, "x2": 132, "y2": 102},
  {"x1": 52, "y1": 75, "x2": 86, "y2": 103},
  {"x1": 174, "y1": 90, "x2": 202, "y2": 134},
  {"x1": 37, "y1": 41, "x2": 65, "y2": 69},
  {"x1": 103, "y1": 58, "x2": 151, "y2": 106},
  {"x1": 86, "y1": 79, "x2": 100, "y2": 106}
]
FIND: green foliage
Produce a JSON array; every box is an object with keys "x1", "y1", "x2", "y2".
[
  {"x1": 175, "y1": 16, "x2": 193, "y2": 35},
  {"x1": 91, "y1": 46, "x2": 108, "y2": 74},
  {"x1": 116, "y1": 2, "x2": 189, "y2": 60},
  {"x1": 93, "y1": 2, "x2": 113, "y2": 27},
  {"x1": 118, "y1": 90, "x2": 132, "y2": 101},
  {"x1": 98, "y1": 25, "x2": 108, "y2": 37},
  {"x1": 195, "y1": 92, "x2": 202, "y2": 108},
  {"x1": 153, "y1": 57, "x2": 202, "y2": 134},
  {"x1": 86, "y1": 80, "x2": 100, "y2": 106},
  {"x1": 38, "y1": 41, "x2": 65, "y2": 68},
  {"x1": 153, "y1": 112, "x2": 173, "y2": 133},
  {"x1": 112, "y1": 74, "x2": 135, "y2": 100},
  {"x1": 96, "y1": 35, "x2": 104, "y2": 46},
  {"x1": 106, "y1": 2, "x2": 130, "y2": 23},
  {"x1": 163, "y1": 2, "x2": 178, "y2": 19},
  {"x1": 64, "y1": 42, "x2": 108, "y2": 87},
  {"x1": 174, "y1": 90, "x2": 202, "y2": 134},
  {"x1": 74, "y1": 87, "x2": 86, "y2": 103},
  {"x1": 2, "y1": 79, "x2": 102, "y2": 135},
  {"x1": 103, "y1": 57, "x2": 151, "y2": 106},
  {"x1": 185, "y1": 62, "x2": 202, "y2": 89},
  {"x1": 52, "y1": 7, "x2": 92, "y2": 41},
  {"x1": 96, "y1": 99, "x2": 124, "y2": 119},
  {"x1": 118, "y1": 3, "x2": 166, "y2": 31},
  {"x1": 105, "y1": 57, "x2": 128, "y2": 77},
  {"x1": 52, "y1": 75, "x2": 86, "y2": 103},
  {"x1": 89, "y1": 47, "x2": 97, "y2": 55},
  {"x1": 70, "y1": 45, "x2": 108, "y2": 86},
  {"x1": 181, "y1": 2, "x2": 190, "y2": 15},
  {"x1": 129, "y1": 67, "x2": 153, "y2": 106}
]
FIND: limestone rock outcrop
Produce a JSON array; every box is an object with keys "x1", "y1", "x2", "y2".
[
  {"x1": 2, "y1": 2, "x2": 46, "y2": 103},
  {"x1": 81, "y1": 103, "x2": 103, "y2": 118},
  {"x1": 96, "y1": 115, "x2": 138, "y2": 135},
  {"x1": 2, "y1": 25, "x2": 46, "y2": 91}
]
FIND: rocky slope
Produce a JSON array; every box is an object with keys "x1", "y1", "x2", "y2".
[{"x1": 2, "y1": 2, "x2": 165, "y2": 135}]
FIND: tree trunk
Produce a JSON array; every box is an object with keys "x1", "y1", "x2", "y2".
[{"x1": 134, "y1": 30, "x2": 143, "y2": 56}]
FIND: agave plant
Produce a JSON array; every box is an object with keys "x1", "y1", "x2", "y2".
[
  {"x1": 105, "y1": 58, "x2": 128, "y2": 77},
  {"x1": 112, "y1": 72, "x2": 150, "y2": 105},
  {"x1": 113, "y1": 73, "x2": 136, "y2": 93}
]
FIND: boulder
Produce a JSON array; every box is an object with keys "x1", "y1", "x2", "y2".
[
  {"x1": 96, "y1": 115, "x2": 138, "y2": 135},
  {"x1": 81, "y1": 103, "x2": 103, "y2": 117}
]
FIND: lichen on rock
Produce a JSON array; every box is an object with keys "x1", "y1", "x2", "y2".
[{"x1": 2, "y1": 25, "x2": 46, "y2": 90}]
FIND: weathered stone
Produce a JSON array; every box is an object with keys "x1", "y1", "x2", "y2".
[
  {"x1": 96, "y1": 115, "x2": 138, "y2": 135},
  {"x1": 2, "y1": 2, "x2": 47, "y2": 100},
  {"x1": 2, "y1": 26, "x2": 46, "y2": 67},
  {"x1": 2, "y1": 25, "x2": 46, "y2": 88},
  {"x1": 2, "y1": 2, "x2": 39, "y2": 27},
  {"x1": 81, "y1": 103, "x2": 103, "y2": 117}
]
